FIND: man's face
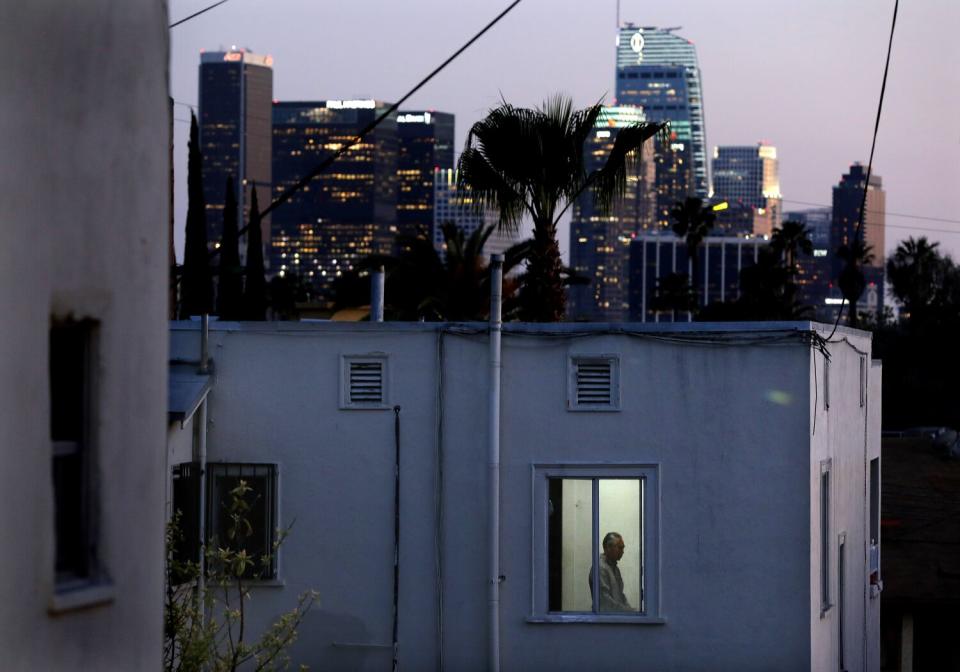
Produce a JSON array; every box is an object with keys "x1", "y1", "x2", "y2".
[{"x1": 604, "y1": 537, "x2": 625, "y2": 563}]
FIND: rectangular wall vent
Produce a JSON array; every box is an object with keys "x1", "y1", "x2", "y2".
[
  {"x1": 341, "y1": 355, "x2": 388, "y2": 409},
  {"x1": 576, "y1": 361, "x2": 612, "y2": 405},
  {"x1": 349, "y1": 361, "x2": 383, "y2": 404},
  {"x1": 568, "y1": 355, "x2": 620, "y2": 411}
]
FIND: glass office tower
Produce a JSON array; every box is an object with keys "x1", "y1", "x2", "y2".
[
  {"x1": 271, "y1": 100, "x2": 398, "y2": 306},
  {"x1": 396, "y1": 111, "x2": 455, "y2": 244},
  {"x1": 198, "y1": 49, "x2": 273, "y2": 253},
  {"x1": 711, "y1": 144, "x2": 782, "y2": 236},
  {"x1": 616, "y1": 25, "x2": 708, "y2": 201},
  {"x1": 569, "y1": 106, "x2": 656, "y2": 322}
]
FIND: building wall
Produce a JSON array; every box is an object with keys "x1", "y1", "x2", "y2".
[
  {"x1": 0, "y1": 2, "x2": 170, "y2": 667},
  {"x1": 808, "y1": 333, "x2": 881, "y2": 670},
  {"x1": 170, "y1": 322, "x2": 877, "y2": 671}
]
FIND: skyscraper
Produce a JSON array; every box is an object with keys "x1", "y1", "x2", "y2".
[
  {"x1": 615, "y1": 25, "x2": 708, "y2": 200},
  {"x1": 271, "y1": 100, "x2": 398, "y2": 306},
  {"x1": 711, "y1": 143, "x2": 782, "y2": 236},
  {"x1": 397, "y1": 111, "x2": 455, "y2": 242},
  {"x1": 198, "y1": 49, "x2": 273, "y2": 252},
  {"x1": 569, "y1": 106, "x2": 656, "y2": 321},
  {"x1": 831, "y1": 163, "x2": 886, "y2": 313}
]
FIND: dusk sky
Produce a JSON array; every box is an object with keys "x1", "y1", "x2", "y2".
[{"x1": 169, "y1": 0, "x2": 960, "y2": 264}]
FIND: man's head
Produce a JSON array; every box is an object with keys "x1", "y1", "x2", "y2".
[{"x1": 602, "y1": 532, "x2": 625, "y2": 563}]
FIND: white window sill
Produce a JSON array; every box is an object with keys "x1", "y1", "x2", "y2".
[
  {"x1": 527, "y1": 614, "x2": 666, "y2": 625},
  {"x1": 49, "y1": 581, "x2": 115, "y2": 614}
]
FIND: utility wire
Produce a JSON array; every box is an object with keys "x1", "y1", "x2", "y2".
[
  {"x1": 825, "y1": 0, "x2": 898, "y2": 342},
  {"x1": 782, "y1": 198, "x2": 960, "y2": 226},
  {"x1": 169, "y1": 0, "x2": 231, "y2": 28}
]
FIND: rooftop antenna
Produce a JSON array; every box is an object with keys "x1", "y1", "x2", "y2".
[{"x1": 616, "y1": 0, "x2": 620, "y2": 30}]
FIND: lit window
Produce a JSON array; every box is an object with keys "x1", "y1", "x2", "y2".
[{"x1": 530, "y1": 465, "x2": 661, "y2": 622}]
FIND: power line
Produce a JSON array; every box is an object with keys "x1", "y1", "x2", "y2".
[
  {"x1": 782, "y1": 198, "x2": 960, "y2": 226},
  {"x1": 169, "y1": 0, "x2": 231, "y2": 29},
  {"x1": 826, "y1": 0, "x2": 898, "y2": 341}
]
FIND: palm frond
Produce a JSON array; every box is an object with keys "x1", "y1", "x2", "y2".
[{"x1": 591, "y1": 121, "x2": 666, "y2": 213}]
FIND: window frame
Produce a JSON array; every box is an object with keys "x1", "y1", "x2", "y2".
[
  {"x1": 528, "y1": 463, "x2": 663, "y2": 624},
  {"x1": 820, "y1": 459, "x2": 832, "y2": 615},
  {"x1": 203, "y1": 462, "x2": 281, "y2": 582},
  {"x1": 50, "y1": 319, "x2": 103, "y2": 592}
]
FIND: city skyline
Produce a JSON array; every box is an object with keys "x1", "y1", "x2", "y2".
[{"x1": 169, "y1": 0, "x2": 960, "y2": 265}]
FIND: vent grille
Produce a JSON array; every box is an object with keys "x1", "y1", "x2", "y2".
[
  {"x1": 349, "y1": 361, "x2": 383, "y2": 404},
  {"x1": 575, "y1": 360, "x2": 613, "y2": 406}
]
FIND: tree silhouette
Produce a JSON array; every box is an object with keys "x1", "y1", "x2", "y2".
[
  {"x1": 362, "y1": 224, "x2": 532, "y2": 321},
  {"x1": 669, "y1": 197, "x2": 716, "y2": 307},
  {"x1": 886, "y1": 237, "x2": 950, "y2": 323},
  {"x1": 836, "y1": 240, "x2": 875, "y2": 329},
  {"x1": 458, "y1": 95, "x2": 665, "y2": 321},
  {"x1": 216, "y1": 177, "x2": 243, "y2": 320},
  {"x1": 180, "y1": 112, "x2": 212, "y2": 318},
  {"x1": 650, "y1": 272, "x2": 696, "y2": 322},
  {"x1": 242, "y1": 186, "x2": 267, "y2": 320},
  {"x1": 770, "y1": 220, "x2": 814, "y2": 273}
]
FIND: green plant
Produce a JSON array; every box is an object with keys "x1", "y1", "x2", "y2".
[{"x1": 164, "y1": 480, "x2": 317, "y2": 672}]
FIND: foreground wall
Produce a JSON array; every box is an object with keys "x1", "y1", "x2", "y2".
[
  {"x1": 171, "y1": 322, "x2": 881, "y2": 671},
  {"x1": 1, "y1": 3, "x2": 170, "y2": 668}
]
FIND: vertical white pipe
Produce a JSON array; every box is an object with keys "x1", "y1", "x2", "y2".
[
  {"x1": 487, "y1": 254, "x2": 503, "y2": 672},
  {"x1": 372, "y1": 266, "x2": 385, "y2": 322}
]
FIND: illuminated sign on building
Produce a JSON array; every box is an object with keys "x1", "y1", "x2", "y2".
[
  {"x1": 398, "y1": 112, "x2": 432, "y2": 124},
  {"x1": 630, "y1": 31, "x2": 645, "y2": 63},
  {"x1": 325, "y1": 99, "x2": 377, "y2": 110}
]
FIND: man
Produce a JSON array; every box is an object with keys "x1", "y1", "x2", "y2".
[{"x1": 588, "y1": 532, "x2": 632, "y2": 612}]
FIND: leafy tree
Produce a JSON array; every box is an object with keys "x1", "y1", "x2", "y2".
[
  {"x1": 650, "y1": 272, "x2": 696, "y2": 322},
  {"x1": 242, "y1": 186, "x2": 268, "y2": 320},
  {"x1": 458, "y1": 95, "x2": 665, "y2": 321},
  {"x1": 836, "y1": 240, "x2": 874, "y2": 329},
  {"x1": 180, "y1": 113, "x2": 212, "y2": 318},
  {"x1": 669, "y1": 197, "x2": 716, "y2": 306},
  {"x1": 217, "y1": 177, "x2": 244, "y2": 320},
  {"x1": 164, "y1": 480, "x2": 317, "y2": 672}
]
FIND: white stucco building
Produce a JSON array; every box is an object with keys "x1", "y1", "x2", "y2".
[
  {"x1": 0, "y1": 2, "x2": 170, "y2": 668},
  {"x1": 169, "y1": 320, "x2": 881, "y2": 671}
]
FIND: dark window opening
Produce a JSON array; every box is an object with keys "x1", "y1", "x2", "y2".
[
  {"x1": 51, "y1": 321, "x2": 97, "y2": 584},
  {"x1": 207, "y1": 463, "x2": 278, "y2": 580}
]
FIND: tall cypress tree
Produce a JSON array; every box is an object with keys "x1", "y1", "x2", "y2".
[
  {"x1": 217, "y1": 177, "x2": 243, "y2": 319},
  {"x1": 180, "y1": 112, "x2": 212, "y2": 318},
  {"x1": 242, "y1": 185, "x2": 268, "y2": 320}
]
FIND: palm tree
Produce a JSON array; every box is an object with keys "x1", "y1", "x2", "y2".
[
  {"x1": 669, "y1": 197, "x2": 716, "y2": 307},
  {"x1": 886, "y1": 236, "x2": 946, "y2": 322},
  {"x1": 458, "y1": 95, "x2": 666, "y2": 321},
  {"x1": 836, "y1": 240, "x2": 875, "y2": 329},
  {"x1": 770, "y1": 220, "x2": 814, "y2": 272}
]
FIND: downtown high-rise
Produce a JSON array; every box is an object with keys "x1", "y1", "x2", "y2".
[
  {"x1": 831, "y1": 163, "x2": 886, "y2": 314},
  {"x1": 198, "y1": 49, "x2": 273, "y2": 252},
  {"x1": 711, "y1": 143, "x2": 782, "y2": 236},
  {"x1": 615, "y1": 24, "x2": 708, "y2": 206},
  {"x1": 271, "y1": 100, "x2": 398, "y2": 305},
  {"x1": 396, "y1": 111, "x2": 455, "y2": 242},
  {"x1": 568, "y1": 106, "x2": 656, "y2": 321}
]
